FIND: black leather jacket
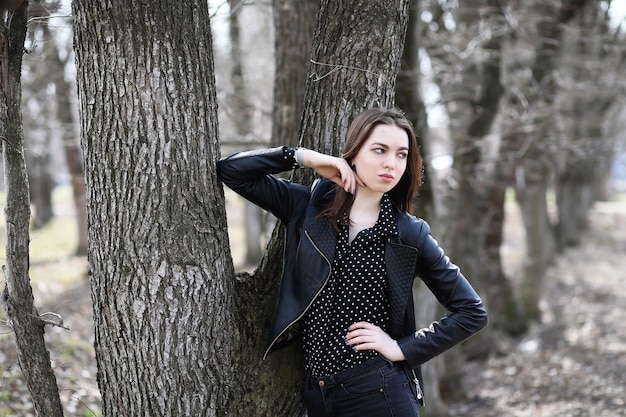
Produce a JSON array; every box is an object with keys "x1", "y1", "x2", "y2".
[{"x1": 217, "y1": 147, "x2": 488, "y2": 371}]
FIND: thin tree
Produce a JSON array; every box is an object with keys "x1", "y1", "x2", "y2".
[
  {"x1": 227, "y1": 0, "x2": 265, "y2": 265},
  {"x1": 554, "y1": 1, "x2": 624, "y2": 248},
  {"x1": 511, "y1": 0, "x2": 588, "y2": 320},
  {"x1": 0, "y1": 0, "x2": 64, "y2": 415}
]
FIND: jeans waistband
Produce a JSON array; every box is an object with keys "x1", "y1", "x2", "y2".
[{"x1": 306, "y1": 356, "x2": 392, "y2": 387}]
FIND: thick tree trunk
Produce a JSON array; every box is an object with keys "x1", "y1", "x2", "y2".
[
  {"x1": 73, "y1": 1, "x2": 237, "y2": 415},
  {"x1": 0, "y1": 1, "x2": 64, "y2": 416}
]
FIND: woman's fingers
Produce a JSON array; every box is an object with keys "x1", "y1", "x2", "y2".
[
  {"x1": 308, "y1": 152, "x2": 362, "y2": 194},
  {"x1": 344, "y1": 322, "x2": 405, "y2": 361}
]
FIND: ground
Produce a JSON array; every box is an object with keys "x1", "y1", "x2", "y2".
[
  {"x1": 448, "y1": 199, "x2": 626, "y2": 417},
  {"x1": 1, "y1": 193, "x2": 625, "y2": 417}
]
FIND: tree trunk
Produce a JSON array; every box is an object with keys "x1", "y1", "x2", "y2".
[
  {"x1": 555, "y1": 3, "x2": 618, "y2": 249},
  {"x1": 515, "y1": 166, "x2": 555, "y2": 319},
  {"x1": 513, "y1": 0, "x2": 587, "y2": 320},
  {"x1": 41, "y1": 22, "x2": 89, "y2": 255},
  {"x1": 26, "y1": 141, "x2": 54, "y2": 228},
  {"x1": 73, "y1": 1, "x2": 237, "y2": 415},
  {"x1": 0, "y1": 1, "x2": 64, "y2": 415},
  {"x1": 227, "y1": 0, "x2": 265, "y2": 265},
  {"x1": 297, "y1": 0, "x2": 410, "y2": 175},
  {"x1": 422, "y1": 0, "x2": 507, "y2": 364},
  {"x1": 270, "y1": 0, "x2": 318, "y2": 148}
]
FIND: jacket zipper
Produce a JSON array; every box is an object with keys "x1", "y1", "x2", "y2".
[
  {"x1": 411, "y1": 368, "x2": 424, "y2": 403},
  {"x1": 263, "y1": 229, "x2": 333, "y2": 359}
]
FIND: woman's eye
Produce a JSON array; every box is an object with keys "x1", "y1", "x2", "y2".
[
  {"x1": 374, "y1": 148, "x2": 385, "y2": 154},
  {"x1": 398, "y1": 152, "x2": 408, "y2": 159}
]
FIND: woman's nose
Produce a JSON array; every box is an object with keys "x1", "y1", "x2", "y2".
[{"x1": 383, "y1": 154, "x2": 395, "y2": 169}]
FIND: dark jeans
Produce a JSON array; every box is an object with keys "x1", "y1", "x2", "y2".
[{"x1": 303, "y1": 356, "x2": 420, "y2": 417}]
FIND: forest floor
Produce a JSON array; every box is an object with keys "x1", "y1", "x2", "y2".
[
  {"x1": 447, "y1": 197, "x2": 626, "y2": 417},
  {"x1": 0, "y1": 190, "x2": 625, "y2": 417}
]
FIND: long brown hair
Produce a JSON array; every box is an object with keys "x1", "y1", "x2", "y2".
[{"x1": 321, "y1": 108, "x2": 423, "y2": 226}]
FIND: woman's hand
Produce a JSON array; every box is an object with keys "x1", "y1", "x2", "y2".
[
  {"x1": 345, "y1": 321, "x2": 406, "y2": 362},
  {"x1": 301, "y1": 149, "x2": 364, "y2": 194}
]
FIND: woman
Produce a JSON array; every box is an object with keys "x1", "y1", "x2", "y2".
[{"x1": 218, "y1": 108, "x2": 488, "y2": 416}]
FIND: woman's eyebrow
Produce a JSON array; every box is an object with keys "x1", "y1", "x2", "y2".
[{"x1": 370, "y1": 142, "x2": 409, "y2": 151}]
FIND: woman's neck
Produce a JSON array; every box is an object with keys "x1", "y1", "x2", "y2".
[{"x1": 347, "y1": 189, "x2": 382, "y2": 242}]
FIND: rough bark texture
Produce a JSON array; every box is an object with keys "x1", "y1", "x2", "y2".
[
  {"x1": 0, "y1": 1, "x2": 64, "y2": 416},
  {"x1": 72, "y1": 1, "x2": 236, "y2": 415},
  {"x1": 298, "y1": 0, "x2": 410, "y2": 169}
]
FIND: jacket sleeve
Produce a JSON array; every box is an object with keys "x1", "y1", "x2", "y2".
[
  {"x1": 397, "y1": 221, "x2": 488, "y2": 369},
  {"x1": 217, "y1": 146, "x2": 310, "y2": 222}
]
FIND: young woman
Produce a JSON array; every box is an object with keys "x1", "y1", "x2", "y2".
[{"x1": 218, "y1": 108, "x2": 488, "y2": 417}]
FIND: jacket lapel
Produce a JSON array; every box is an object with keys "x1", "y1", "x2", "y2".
[{"x1": 305, "y1": 217, "x2": 337, "y2": 264}]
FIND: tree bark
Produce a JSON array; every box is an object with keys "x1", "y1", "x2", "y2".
[
  {"x1": 298, "y1": 0, "x2": 410, "y2": 167},
  {"x1": 0, "y1": 1, "x2": 64, "y2": 416},
  {"x1": 73, "y1": 1, "x2": 237, "y2": 415},
  {"x1": 270, "y1": 0, "x2": 318, "y2": 148}
]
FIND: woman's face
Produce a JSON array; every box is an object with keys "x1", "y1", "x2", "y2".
[{"x1": 351, "y1": 123, "x2": 409, "y2": 194}]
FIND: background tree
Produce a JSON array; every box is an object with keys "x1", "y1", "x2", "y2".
[
  {"x1": 554, "y1": 1, "x2": 622, "y2": 248},
  {"x1": 22, "y1": 3, "x2": 55, "y2": 228},
  {"x1": 501, "y1": 0, "x2": 588, "y2": 320},
  {"x1": 226, "y1": 0, "x2": 266, "y2": 265},
  {"x1": 271, "y1": 0, "x2": 318, "y2": 149},
  {"x1": 396, "y1": 2, "x2": 450, "y2": 415},
  {"x1": 0, "y1": 0, "x2": 64, "y2": 415}
]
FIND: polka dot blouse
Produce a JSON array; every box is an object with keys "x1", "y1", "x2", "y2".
[{"x1": 302, "y1": 194, "x2": 398, "y2": 376}]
